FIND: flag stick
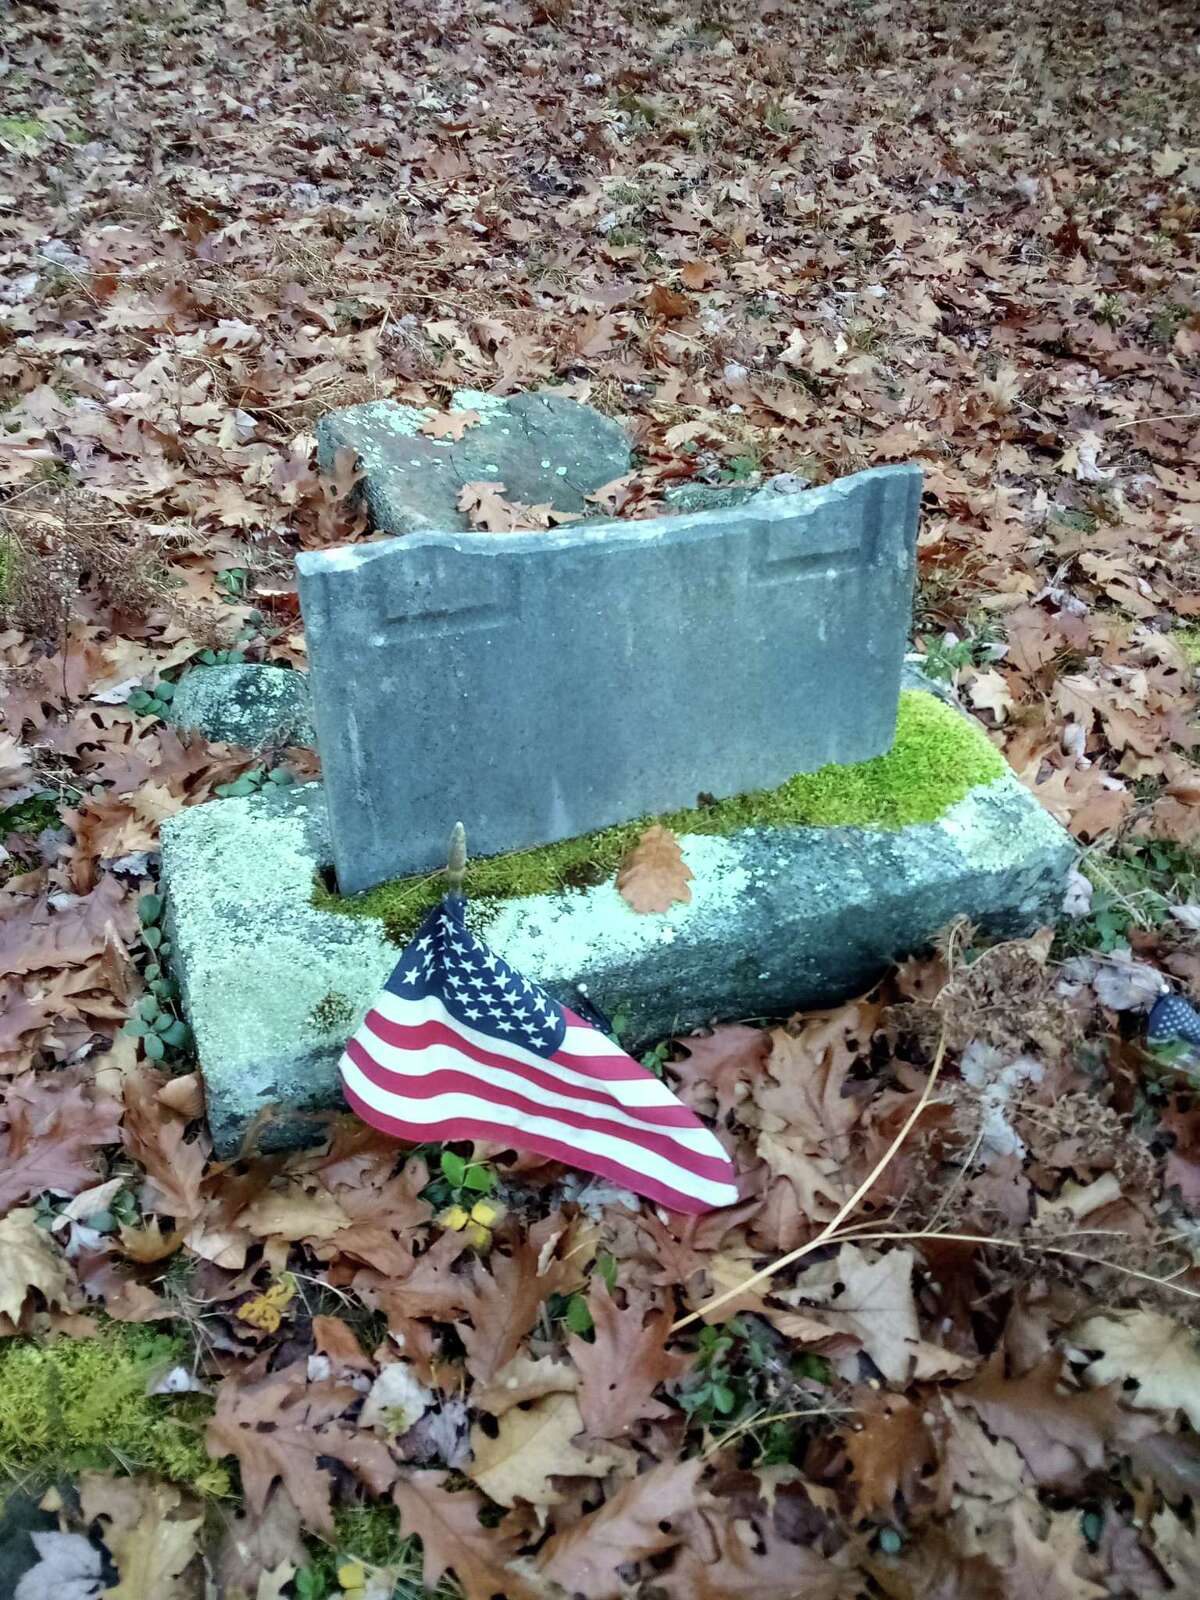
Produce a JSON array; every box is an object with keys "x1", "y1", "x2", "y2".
[{"x1": 445, "y1": 821, "x2": 467, "y2": 895}]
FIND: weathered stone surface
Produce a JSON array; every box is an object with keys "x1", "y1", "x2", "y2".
[
  {"x1": 169, "y1": 664, "x2": 315, "y2": 749},
  {"x1": 298, "y1": 464, "x2": 921, "y2": 894},
  {"x1": 162, "y1": 783, "x2": 395, "y2": 1156},
  {"x1": 163, "y1": 698, "x2": 1074, "y2": 1157},
  {"x1": 315, "y1": 389, "x2": 631, "y2": 537}
]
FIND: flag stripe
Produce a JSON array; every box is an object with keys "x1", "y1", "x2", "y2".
[
  {"x1": 372, "y1": 990, "x2": 654, "y2": 1085},
  {"x1": 340, "y1": 1067, "x2": 738, "y2": 1214},
  {"x1": 345, "y1": 1037, "x2": 732, "y2": 1178},
  {"x1": 362, "y1": 1012, "x2": 698, "y2": 1128}
]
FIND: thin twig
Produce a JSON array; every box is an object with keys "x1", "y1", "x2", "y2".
[
  {"x1": 1108, "y1": 411, "x2": 1200, "y2": 430},
  {"x1": 672, "y1": 1036, "x2": 947, "y2": 1332}
]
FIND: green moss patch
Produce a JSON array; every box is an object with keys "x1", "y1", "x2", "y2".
[
  {"x1": 0, "y1": 117, "x2": 47, "y2": 146},
  {"x1": 319, "y1": 690, "x2": 1006, "y2": 944},
  {"x1": 1172, "y1": 626, "x2": 1200, "y2": 667},
  {"x1": 0, "y1": 1323, "x2": 228, "y2": 1495}
]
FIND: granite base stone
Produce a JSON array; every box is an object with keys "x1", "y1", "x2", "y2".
[
  {"x1": 169, "y1": 664, "x2": 315, "y2": 750},
  {"x1": 162, "y1": 720, "x2": 1075, "y2": 1157},
  {"x1": 315, "y1": 388, "x2": 631, "y2": 538}
]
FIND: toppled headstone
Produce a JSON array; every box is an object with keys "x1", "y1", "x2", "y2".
[
  {"x1": 161, "y1": 685, "x2": 1075, "y2": 1157},
  {"x1": 298, "y1": 464, "x2": 921, "y2": 893},
  {"x1": 315, "y1": 389, "x2": 632, "y2": 537},
  {"x1": 169, "y1": 664, "x2": 315, "y2": 750}
]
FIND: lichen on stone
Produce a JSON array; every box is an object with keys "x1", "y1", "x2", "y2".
[
  {"x1": 0, "y1": 1323, "x2": 228, "y2": 1494},
  {"x1": 307, "y1": 989, "x2": 355, "y2": 1033},
  {"x1": 319, "y1": 689, "x2": 1007, "y2": 944}
]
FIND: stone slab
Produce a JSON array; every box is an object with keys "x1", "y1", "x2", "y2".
[
  {"x1": 169, "y1": 664, "x2": 315, "y2": 749},
  {"x1": 315, "y1": 389, "x2": 631, "y2": 538},
  {"x1": 162, "y1": 701, "x2": 1074, "y2": 1157},
  {"x1": 297, "y1": 464, "x2": 921, "y2": 894}
]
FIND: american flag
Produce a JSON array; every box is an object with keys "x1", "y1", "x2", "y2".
[{"x1": 338, "y1": 894, "x2": 739, "y2": 1214}]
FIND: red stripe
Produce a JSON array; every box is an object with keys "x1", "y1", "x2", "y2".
[
  {"x1": 344, "y1": 1039, "x2": 734, "y2": 1187},
  {"x1": 341, "y1": 1078, "x2": 729, "y2": 1215},
  {"x1": 374, "y1": 1004, "x2": 645, "y2": 1084},
  {"x1": 363, "y1": 1014, "x2": 694, "y2": 1130}
]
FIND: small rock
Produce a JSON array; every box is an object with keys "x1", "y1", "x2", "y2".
[{"x1": 169, "y1": 664, "x2": 315, "y2": 750}]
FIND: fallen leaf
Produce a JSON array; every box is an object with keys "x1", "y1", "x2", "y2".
[
  {"x1": 468, "y1": 1390, "x2": 619, "y2": 1507},
  {"x1": 537, "y1": 1458, "x2": 705, "y2": 1598},
  {"x1": 420, "y1": 409, "x2": 481, "y2": 440},
  {"x1": 80, "y1": 1474, "x2": 202, "y2": 1600},
  {"x1": 844, "y1": 1392, "x2": 938, "y2": 1519},
  {"x1": 956, "y1": 1353, "x2": 1156, "y2": 1490},
  {"x1": 617, "y1": 824, "x2": 693, "y2": 913},
  {"x1": 568, "y1": 1284, "x2": 689, "y2": 1437},
  {"x1": 392, "y1": 1472, "x2": 544, "y2": 1600},
  {"x1": 206, "y1": 1364, "x2": 396, "y2": 1535},
  {"x1": 0, "y1": 1206, "x2": 76, "y2": 1323},
  {"x1": 1073, "y1": 1310, "x2": 1200, "y2": 1429}
]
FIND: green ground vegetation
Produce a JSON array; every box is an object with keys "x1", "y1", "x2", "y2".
[
  {"x1": 320, "y1": 690, "x2": 1007, "y2": 944},
  {"x1": 0, "y1": 1322, "x2": 227, "y2": 1494}
]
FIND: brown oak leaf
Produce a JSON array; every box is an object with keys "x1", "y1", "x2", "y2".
[
  {"x1": 420, "y1": 408, "x2": 482, "y2": 440},
  {"x1": 392, "y1": 1471, "x2": 545, "y2": 1600},
  {"x1": 568, "y1": 1284, "x2": 690, "y2": 1438},
  {"x1": 669, "y1": 1024, "x2": 770, "y2": 1119},
  {"x1": 616, "y1": 824, "x2": 693, "y2": 913},
  {"x1": 122, "y1": 1069, "x2": 208, "y2": 1223},
  {"x1": 468, "y1": 1391, "x2": 619, "y2": 1508},
  {"x1": 956, "y1": 1353, "x2": 1157, "y2": 1490},
  {"x1": 537, "y1": 1458, "x2": 705, "y2": 1599},
  {"x1": 458, "y1": 1238, "x2": 570, "y2": 1384},
  {"x1": 0, "y1": 1070, "x2": 122, "y2": 1218},
  {"x1": 843, "y1": 1392, "x2": 938, "y2": 1520},
  {"x1": 0, "y1": 1207, "x2": 76, "y2": 1325},
  {"x1": 206, "y1": 1363, "x2": 396, "y2": 1536}
]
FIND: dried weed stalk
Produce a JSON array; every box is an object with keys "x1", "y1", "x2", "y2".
[{"x1": 0, "y1": 489, "x2": 197, "y2": 640}]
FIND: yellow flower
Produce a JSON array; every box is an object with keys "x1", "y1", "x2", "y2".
[
  {"x1": 469, "y1": 1198, "x2": 503, "y2": 1229},
  {"x1": 337, "y1": 1560, "x2": 366, "y2": 1590},
  {"x1": 438, "y1": 1203, "x2": 471, "y2": 1232},
  {"x1": 236, "y1": 1272, "x2": 297, "y2": 1333}
]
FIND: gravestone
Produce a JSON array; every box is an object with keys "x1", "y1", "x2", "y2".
[
  {"x1": 315, "y1": 390, "x2": 632, "y2": 537},
  {"x1": 298, "y1": 463, "x2": 921, "y2": 895}
]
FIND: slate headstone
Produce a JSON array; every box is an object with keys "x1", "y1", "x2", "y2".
[
  {"x1": 315, "y1": 389, "x2": 632, "y2": 537},
  {"x1": 297, "y1": 463, "x2": 921, "y2": 895}
]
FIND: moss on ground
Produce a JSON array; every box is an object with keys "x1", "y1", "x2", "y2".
[
  {"x1": 0, "y1": 117, "x2": 46, "y2": 146},
  {"x1": 1172, "y1": 626, "x2": 1200, "y2": 666},
  {"x1": 319, "y1": 690, "x2": 1007, "y2": 945},
  {"x1": 0, "y1": 1322, "x2": 228, "y2": 1495}
]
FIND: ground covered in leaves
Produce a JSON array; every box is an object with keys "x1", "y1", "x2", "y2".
[{"x1": 2, "y1": 0, "x2": 1200, "y2": 1594}]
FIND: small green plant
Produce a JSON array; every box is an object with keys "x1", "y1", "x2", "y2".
[
  {"x1": 197, "y1": 646, "x2": 247, "y2": 666},
  {"x1": 720, "y1": 453, "x2": 761, "y2": 482},
  {"x1": 1096, "y1": 293, "x2": 1125, "y2": 327},
  {"x1": 127, "y1": 678, "x2": 175, "y2": 720},
  {"x1": 547, "y1": 1252, "x2": 618, "y2": 1337},
  {"x1": 0, "y1": 790, "x2": 61, "y2": 837},
  {"x1": 0, "y1": 117, "x2": 46, "y2": 147},
  {"x1": 1068, "y1": 839, "x2": 1200, "y2": 953},
  {"x1": 1149, "y1": 302, "x2": 1188, "y2": 346},
  {"x1": 423, "y1": 1148, "x2": 497, "y2": 1210},
  {"x1": 216, "y1": 567, "x2": 251, "y2": 602},
  {"x1": 679, "y1": 1323, "x2": 742, "y2": 1422},
  {"x1": 121, "y1": 893, "x2": 191, "y2": 1061},
  {"x1": 215, "y1": 764, "x2": 296, "y2": 799}
]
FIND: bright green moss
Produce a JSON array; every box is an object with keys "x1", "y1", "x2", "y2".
[
  {"x1": 0, "y1": 1323, "x2": 228, "y2": 1495},
  {"x1": 1173, "y1": 626, "x2": 1200, "y2": 667},
  {"x1": 319, "y1": 691, "x2": 1006, "y2": 945},
  {"x1": 0, "y1": 118, "x2": 46, "y2": 146}
]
